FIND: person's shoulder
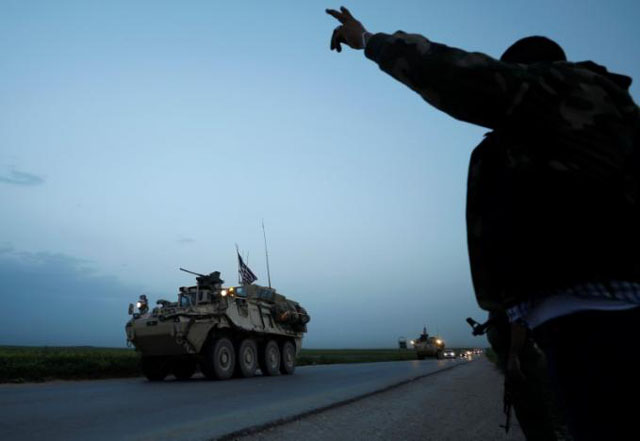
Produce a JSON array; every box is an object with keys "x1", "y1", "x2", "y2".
[
  {"x1": 535, "y1": 60, "x2": 633, "y2": 95},
  {"x1": 524, "y1": 60, "x2": 636, "y2": 117}
]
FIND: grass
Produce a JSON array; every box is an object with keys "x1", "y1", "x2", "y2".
[
  {"x1": 0, "y1": 346, "x2": 483, "y2": 383},
  {"x1": 0, "y1": 346, "x2": 140, "y2": 383}
]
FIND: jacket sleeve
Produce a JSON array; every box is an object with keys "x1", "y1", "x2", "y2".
[{"x1": 365, "y1": 32, "x2": 534, "y2": 129}]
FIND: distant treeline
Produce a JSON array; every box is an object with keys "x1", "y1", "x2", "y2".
[{"x1": 0, "y1": 346, "x2": 482, "y2": 383}]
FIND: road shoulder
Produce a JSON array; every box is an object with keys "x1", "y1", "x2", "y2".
[{"x1": 227, "y1": 358, "x2": 525, "y2": 441}]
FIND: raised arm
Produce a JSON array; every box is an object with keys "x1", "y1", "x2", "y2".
[{"x1": 327, "y1": 7, "x2": 534, "y2": 129}]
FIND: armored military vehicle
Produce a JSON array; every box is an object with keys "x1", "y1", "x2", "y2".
[
  {"x1": 125, "y1": 269, "x2": 310, "y2": 381},
  {"x1": 412, "y1": 326, "x2": 445, "y2": 360}
]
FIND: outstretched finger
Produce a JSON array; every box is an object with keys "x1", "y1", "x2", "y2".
[
  {"x1": 325, "y1": 8, "x2": 346, "y2": 23},
  {"x1": 340, "y1": 6, "x2": 354, "y2": 19}
]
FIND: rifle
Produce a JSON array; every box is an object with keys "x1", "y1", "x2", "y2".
[
  {"x1": 466, "y1": 315, "x2": 512, "y2": 433},
  {"x1": 465, "y1": 316, "x2": 494, "y2": 336}
]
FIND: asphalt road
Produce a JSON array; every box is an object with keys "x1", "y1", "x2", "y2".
[
  {"x1": 232, "y1": 357, "x2": 525, "y2": 441},
  {"x1": 0, "y1": 358, "x2": 466, "y2": 441}
]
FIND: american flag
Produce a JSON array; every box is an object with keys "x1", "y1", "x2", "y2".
[{"x1": 238, "y1": 252, "x2": 257, "y2": 285}]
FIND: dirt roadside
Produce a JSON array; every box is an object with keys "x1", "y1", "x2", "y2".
[{"x1": 227, "y1": 357, "x2": 525, "y2": 441}]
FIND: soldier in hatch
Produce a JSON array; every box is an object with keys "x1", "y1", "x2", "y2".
[{"x1": 326, "y1": 6, "x2": 640, "y2": 441}]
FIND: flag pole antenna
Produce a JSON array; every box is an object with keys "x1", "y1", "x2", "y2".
[
  {"x1": 235, "y1": 243, "x2": 241, "y2": 284},
  {"x1": 262, "y1": 219, "x2": 272, "y2": 288}
]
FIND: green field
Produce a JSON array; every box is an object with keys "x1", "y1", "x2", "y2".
[
  {"x1": 0, "y1": 346, "x2": 480, "y2": 383},
  {"x1": 0, "y1": 346, "x2": 422, "y2": 383},
  {"x1": 0, "y1": 346, "x2": 141, "y2": 383}
]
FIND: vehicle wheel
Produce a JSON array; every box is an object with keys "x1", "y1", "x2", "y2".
[
  {"x1": 201, "y1": 337, "x2": 236, "y2": 380},
  {"x1": 141, "y1": 356, "x2": 171, "y2": 382},
  {"x1": 280, "y1": 341, "x2": 296, "y2": 375},
  {"x1": 173, "y1": 357, "x2": 197, "y2": 380},
  {"x1": 236, "y1": 338, "x2": 258, "y2": 378},
  {"x1": 259, "y1": 340, "x2": 281, "y2": 376}
]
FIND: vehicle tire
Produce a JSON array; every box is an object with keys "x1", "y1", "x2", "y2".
[
  {"x1": 236, "y1": 338, "x2": 258, "y2": 378},
  {"x1": 141, "y1": 356, "x2": 171, "y2": 382},
  {"x1": 201, "y1": 337, "x2": 236, "y2": 380},
  {"x1": 173, "y1": 357, "x2": 197, "y2": 380},
  {"x1": 280, "y1": 340, "x2": 296, "y2": 375},
  {"x1": 259, "y1": 340, "x2": 281, "y2": 376}
]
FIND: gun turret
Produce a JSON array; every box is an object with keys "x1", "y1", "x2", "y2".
[{"x1": 180, "y1": 268, "x2": 224, "y2": 289}]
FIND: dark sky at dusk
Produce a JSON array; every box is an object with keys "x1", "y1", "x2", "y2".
[{"x1": 2, "y1": 0, "x2": 639, "y2": 348}]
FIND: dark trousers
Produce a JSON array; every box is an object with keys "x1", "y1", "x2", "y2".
[
  {"x1": 534, "y1": 307, "x2": 640, "y2": 441},
  {"x1": 487, "y1": 311, "x2": 564, "y2": 441}
]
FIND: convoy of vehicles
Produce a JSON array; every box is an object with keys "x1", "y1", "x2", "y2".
[{"x1": 124, "y1": 259, "x2": 483, "y2": 383}]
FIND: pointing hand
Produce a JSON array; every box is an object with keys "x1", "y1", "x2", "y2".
[{"x1": 326, "y1": 6, "x2": 369, "y2": 52}]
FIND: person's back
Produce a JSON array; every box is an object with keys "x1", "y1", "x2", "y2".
[
  {"x1": 326, "y1": 7, "x2": 640, "y2": 440},
  {"x1": 466, "y1": 56, "x2": 640, "y2": 309},
  {"x1": 356, "y1": 33, "x2": 640, "y2": 308}
]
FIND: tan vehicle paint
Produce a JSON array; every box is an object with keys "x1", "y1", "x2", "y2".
[
  {"x1": 125, "y1": 270, "x2": 310, "y2": 381},
  {"x1": 412, "y1": 327, "x2": 445, "y2": 360}
]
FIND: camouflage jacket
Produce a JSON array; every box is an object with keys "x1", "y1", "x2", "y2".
[{"x1": 366, "y1": 32, "x2": 640, "y2": 310}]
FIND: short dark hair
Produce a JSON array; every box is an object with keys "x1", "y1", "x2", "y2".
[{"x1": 500, "y1": 36, "x2": 567, "y2": 64}]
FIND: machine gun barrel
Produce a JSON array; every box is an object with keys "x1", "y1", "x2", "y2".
[{"x1": 180, "y1": 267, "x2": 206, "y2": 277}]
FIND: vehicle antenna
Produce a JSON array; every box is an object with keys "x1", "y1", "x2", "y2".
[{"x1": 262, "y1": 219, "x2": 272, "y2": 288}]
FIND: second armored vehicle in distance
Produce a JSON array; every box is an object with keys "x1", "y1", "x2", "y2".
[
  {"x1": 412, "y1": 326, "x2": 445, "y2": 360},
  {"x1": 125, "y1": 268, "x2": 310, "y2": 381}
]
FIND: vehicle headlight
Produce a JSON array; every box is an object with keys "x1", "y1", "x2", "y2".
[{"x1": 220, "y1": 289, "x2": 228, "y2": 297}]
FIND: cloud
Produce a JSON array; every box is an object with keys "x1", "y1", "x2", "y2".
[
  {"x1": 177, "y1": 237, "x2": 195, "y2": 244},
  {"x1": 0, "y1": 168, "x2": 45, "y2": 186},
  {"x1": 0, "y1": 248, "x2": 142, "y2": 347}
]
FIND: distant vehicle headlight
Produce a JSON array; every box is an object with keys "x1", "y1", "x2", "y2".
[{"x1": 220, "y1": 290, "x2": 228, "y2": 297}]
